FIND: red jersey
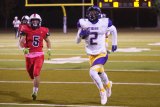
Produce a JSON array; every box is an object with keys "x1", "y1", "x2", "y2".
[
  {"x1": 19, "y1": 24, "x2": 28, "y2": 31},
  {"x1": 20, "y1": 26, "x2": 49, "y2": 53}
]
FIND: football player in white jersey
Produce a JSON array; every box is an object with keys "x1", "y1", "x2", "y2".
[
  {"x1": 76, "y1": 6, "x2": 117, "y2": 105},
  {"x1": 12, "y1": 16, "x2": 21, "y2": 38}
]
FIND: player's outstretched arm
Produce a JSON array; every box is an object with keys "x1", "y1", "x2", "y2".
[
  {"x1": 19, "y1": 34, "x2": 25, "y2": 48},
  {"x1": 19, "y1": 34, "x2": 30, "y2": 54},
  {"x1": 109, "y1": 25, "x2": 118, "y2": 52},
  {"x1": 76, "y1": 28, "x2": 82, "y2": 44},
  {"x1": 44, "y1": 36, "x2": 52, "y2": 60}
]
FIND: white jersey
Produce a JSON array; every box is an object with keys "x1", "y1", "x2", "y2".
[
  {"x1": 12, "y1": 20, "x2": 21, "y2": 28},
  {"x1": 76, "y1": 18, "x2": 117, "y2": 55}
]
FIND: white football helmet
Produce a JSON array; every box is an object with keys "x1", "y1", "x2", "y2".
[
  {"x1": 29, "y1": 13, "x2": 42, "y2": 29},
  {"x1": 21, "y1": 15, "x2": 29, "y2": 24},
  {"x1": 14, "y1": 16, "x2": 18, "y2": 20}
]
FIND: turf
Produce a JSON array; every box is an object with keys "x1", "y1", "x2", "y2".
[{"x1": 0, "y1": 29, "x2": 160, "y2": 107}]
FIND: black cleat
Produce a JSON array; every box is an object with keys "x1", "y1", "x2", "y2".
[{"x1": 32, "y1": 92, "x2": 37, "y2": 100}]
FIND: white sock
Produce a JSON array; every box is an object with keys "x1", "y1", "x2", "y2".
[
  {"x1": 33, "y1": 87, "x2": 38, "y2": 94},
  {"x1": 89, "y1": 69, "x2": 104, "y2": 91},
  {"x1": 99, "y1": 72, "x2": 109, "y2": 85}
]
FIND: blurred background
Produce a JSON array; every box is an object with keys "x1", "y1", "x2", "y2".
[{"x1": 0, "y1": 0, "x2": 159, "y2": 30}]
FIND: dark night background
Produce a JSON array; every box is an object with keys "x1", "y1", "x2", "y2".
[{"x1": 0, "y1": 0, "x2": 158, "y2": 30}]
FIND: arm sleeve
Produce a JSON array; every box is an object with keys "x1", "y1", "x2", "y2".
[
  {"x1": 108, "y1": 25, "x2": 117, "y2": 45},
  {"x1": 76, "y1": 28, "x2": 82, "y2": 44},
  {"x1": 43, "y1": 28, "x2": 50, "y2": 38},
  {"x1": 46, "y1": 32, "x2": 50, "y2": 36},
  {"x1": 46, "y1": 29, "x2": 50, "y2": 37},
  {"x1": 19, "y1": 26, "x2": 27, "y2": 36},
  {"x1": 19, "y1": 31, "x2": 26, "y2": 36}
]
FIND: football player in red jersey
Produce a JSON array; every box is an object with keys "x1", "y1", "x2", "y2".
[
  {"x1": 19, "y1": 13, "x2": 51, "y2": 100},
  {"x1": 19, "y1": 15, "x2": 29, "y2": 32},
  {"x1": 17, "y1": 15, "x2": 29, "y2": 49}
]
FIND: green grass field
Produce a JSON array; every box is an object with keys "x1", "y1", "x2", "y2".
[{"x1": 0, "y1": 29, "x2": 160, "y2": 107}]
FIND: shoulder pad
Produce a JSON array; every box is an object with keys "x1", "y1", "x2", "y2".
[
  {"x1": 20, "y1": 25, "x2": 29, "y2": 32},
  {"x1": 78, "y1": 18, "x2": 89, "y2": 28},
  {"x1": 41, "y1": 27, "x2": 49, "y2": 32},
  {"x1": 41, "y1": 27, "x2": 49, "y2": 36}
]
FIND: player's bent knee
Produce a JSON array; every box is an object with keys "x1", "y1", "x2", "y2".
[{"x1": 90, "y1": 64, "x2": 104, "y2": 73}]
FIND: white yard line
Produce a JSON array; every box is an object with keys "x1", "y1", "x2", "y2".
[
  {"x1": 1, "y1": 48, "x2": 160, "y2": 51},
  {"x1": 0, "y1": 68, "x2": 25, "y2": 70},
  {"x1": 0, "y1": 59, "x2": 24, "y2": 61},
  {"x1": 0, "y1": 81, "x2": 160, "y2": 86},
  {"x1": 0, "y1": 59, "x2": 160, "y2": 63},
  {"x1": 0, "y1": 53, "x2": 160, "y2": 56},
  {"x1": 0, "y1": 67, "x2": 159, "y2": 72},
  {"x1": 0, "y1": 103, "x2": 126, "y2": 107}
]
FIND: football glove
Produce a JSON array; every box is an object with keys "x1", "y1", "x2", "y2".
[
  {"x1": 47, "y1": 49, "x2": 51, "y2": 60},
  {"x1": 112, "y1": 45, "x2": 117, "y2": 52},
  {"x1": 23, "y1": 48, "x2": 29, "y2": 54},
  {"x1": 79, "y1": 29, "x2": 90, "y2": 39}
]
